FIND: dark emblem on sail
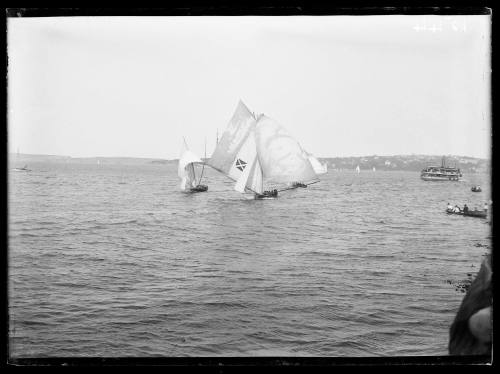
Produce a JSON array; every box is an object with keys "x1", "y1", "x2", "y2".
[{"x1": 235, "y1": 159, "x2": 247, "y2": 171}]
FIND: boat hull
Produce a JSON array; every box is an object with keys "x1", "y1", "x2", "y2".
[
  {"x1": 254, "y1": 191, "x2": 278, "y2": 199},
  {"x1": 189, "y1": 185, "x2": 208, "y2": 193},
  {"x1": 421, "y1": 175, "x2": 460, "y2": 181},
  {"x1": 446, "y1": 209, "x2": 487, "y2": 218}
]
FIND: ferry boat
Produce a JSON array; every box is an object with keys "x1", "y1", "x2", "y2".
[{"x1": 420, "y1": 156, "x2": 462, "y2": 181}]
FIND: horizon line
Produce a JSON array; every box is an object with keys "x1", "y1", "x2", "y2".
[{"x1": 8, "y1": 152, "x2": 490, "y2": 160}]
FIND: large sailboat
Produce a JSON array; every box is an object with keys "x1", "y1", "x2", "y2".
[
  {"x1": 178, "y1": 138, "x2": 208, "y2": 193},
  {"x1": 208, "y1": 100, "x2": 319, "y2": 199}
]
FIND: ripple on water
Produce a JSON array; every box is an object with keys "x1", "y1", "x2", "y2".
[{"x1": 8, "y1": 164, "x2": 492, "y2": 357}]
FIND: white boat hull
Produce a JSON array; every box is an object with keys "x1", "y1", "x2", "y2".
[{"x1": 421, "y1": 174, "x2": 460, "y2": 181}]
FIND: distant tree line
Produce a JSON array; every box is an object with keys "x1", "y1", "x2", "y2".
[{"x1": 320, "y1": 155, "x2": 489, "y2": 173}]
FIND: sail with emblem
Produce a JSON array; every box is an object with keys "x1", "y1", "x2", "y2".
[
  {"x1": 208, "y1": 101, "x2": 264, "y2": 194},
  {"x1": 254, "y1": 115, "x2": 318, "y2": 186},
  {"x1": 208, "y1": 100, "x2": 257, "y2": 180},
  {"x1": 178, "y1": 139, "x2": 203, "y2": 191}
]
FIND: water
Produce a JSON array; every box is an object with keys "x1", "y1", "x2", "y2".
[{"x1": 8, "y1": 162, "x2": 491, "y2": 357}]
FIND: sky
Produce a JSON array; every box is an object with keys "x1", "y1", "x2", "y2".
[{"x1": 7, "y1": 15, "x2": 491, "y2": 159}]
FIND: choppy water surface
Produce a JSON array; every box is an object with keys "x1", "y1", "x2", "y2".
[{"x1": 8, "y1": 162, "x2": 491, "y2": 357}]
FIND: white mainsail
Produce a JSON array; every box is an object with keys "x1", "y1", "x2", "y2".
[
  {"x1": 178, "y1": 140, "x2": 203, "y2": 191},
  {"x1": 255, "y1": 115, "x2": 318, "y2": 185},
  {"x1": 356, "y1": 165, "x2": 360, "y2": 173},
  {"x1": 208, "y1": 100, "x2": 265, "y2": 194},
  {"x1": 307, "y1": 154, "x2": 328, "y2": 175},
  {"x1": 208, "y1": 100, "x2": 257, "y2": 180}
]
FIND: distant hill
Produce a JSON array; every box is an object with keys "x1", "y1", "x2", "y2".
[
  {"x1": 319, "y1": 155, "x2": 489, "y2": 173},
  {"x1": 8, "y1": 153, "x2": 489, "y2": 172},
  {"x1": 8, "y1": 153, "x2": 177, "y2": 165}
]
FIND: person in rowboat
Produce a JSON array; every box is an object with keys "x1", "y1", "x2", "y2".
[{"x1": 463, "y1": 204, "x2": 469, "y2": 214}]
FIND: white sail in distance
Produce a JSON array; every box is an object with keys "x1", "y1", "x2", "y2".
[
  {"x1": 255, "y1": 115, "x2": 318, "y2": 185},
  {"x1": 356, "y1": 165, "x2": 360, "y2": 173},
  {"x1": 178, "y1": 139, "x2": 203, "y2": 191}
]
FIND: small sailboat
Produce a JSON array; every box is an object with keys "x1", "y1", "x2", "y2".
[
  {"x1": 13, "y1": 164, "x2": 31, "y2": 172},
  {"x1": 13, "y1": 148, "x2": 31, "y2": 172},
  {"x1": 178, "y1": 138, "x2": 208, "y2": 193},
  {"x1": 356, "y1": 165, "x2": 360, "y2": 173},
  {"x1": 373, "y1": 166, "x2": 376, "y2": 172},
  {"x1": 208, "y1": 100, "x2": 319, "y2": 199}
]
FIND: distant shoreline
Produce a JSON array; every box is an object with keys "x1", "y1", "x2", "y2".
[
  {"x1": 9, "y1": 153, "x2": 490, "y2": 173},
  {"x1": 7, "y1": 152, "x2": 489, "y2": 161}
]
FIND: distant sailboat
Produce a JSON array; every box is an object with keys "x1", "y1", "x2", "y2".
[
  {"x1": 178, "y1": 138, "x2": 208, "y2": 193},
  {"x1": 356, "y1": 165, "x2": 360, "y2": 173},
  {"x1": 208, "y1": 100, "x2": 318, "y2": 199},
  {"x1": 13, "y1": 148, "x2": 31, "y2": 172},
  {"x1": 13, "y1": 164, "x2": 31, "y2": 172},
  {"x1": 373, "y1": 166, "x2": 376, "y2": 172}
]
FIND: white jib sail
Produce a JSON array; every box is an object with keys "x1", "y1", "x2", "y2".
[
  {"x1": 230, "y1": 127, "x2": 259, "y2": 191},
  {"x1": 308, "y1": 155, "x2": 327, "y2": 175},
  {"x1": 234, "y1": 155, "x2": 264, "y2": 194},
  {"x1": 178, "y1": 141, "x2": 203, "y2": 191},
  {"x1": 234, "y1": 155, "x2": 256, "y2": 193},
  {"x1": 208, "y1": 100, "x2": 257, "y2": 179},
  {"x1": 255, "y1": 115, "x2": 318, "y2": 185}
]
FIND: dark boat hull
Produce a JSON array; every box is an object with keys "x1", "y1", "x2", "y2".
[
  {"x1": 446, "y1": 209, "x2": 487, "y2": 218},
  {"x1": 189, "y1": 185, "x2": 208, "y2": 193},
  {"x1": 255, "y1": 191, "x2": 278, "y2": 199},
  {"x1": 421, "y1": 174, "x2": 460, "y2": 181}
]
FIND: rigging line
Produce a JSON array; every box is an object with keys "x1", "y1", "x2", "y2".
[
  {"x1": 198, "y1": 138, "x2": 206, "y2": 185},
  {"x1": 190, "y1": 162, "x2": 196, "y2": 186},
  {"x1": 277, "y1": 179, "x2": 320, "y2": 192}
]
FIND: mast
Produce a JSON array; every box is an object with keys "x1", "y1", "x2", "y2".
[{"x1": 198, "y1": 137, "x2": 206, "y2": 185}]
